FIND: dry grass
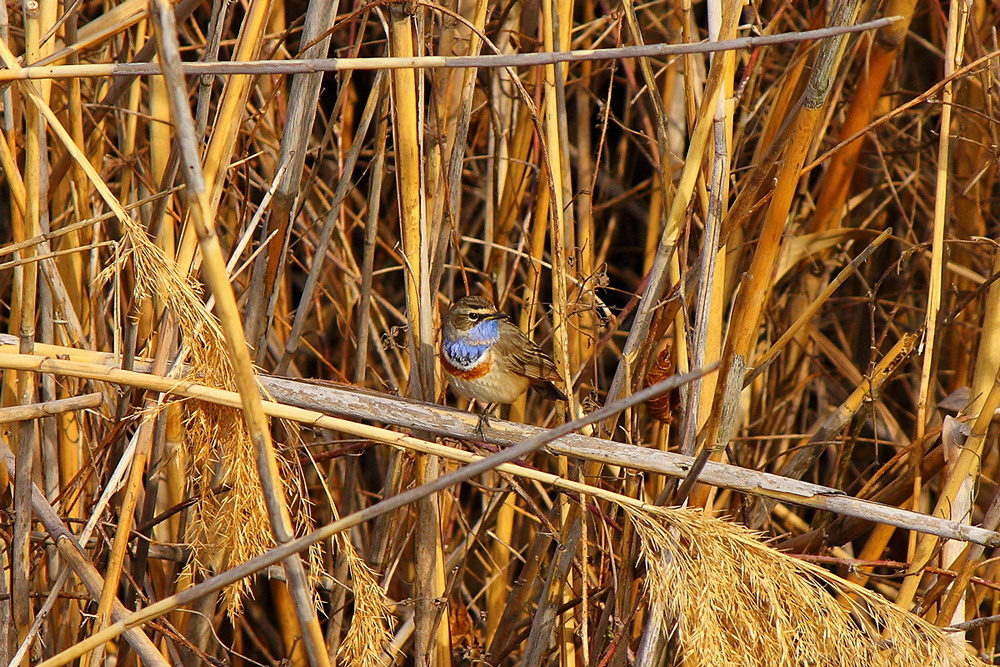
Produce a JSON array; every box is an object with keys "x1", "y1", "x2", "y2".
[{"x1": 2, "y1": 0, "x2": 1000, "y2": 664}]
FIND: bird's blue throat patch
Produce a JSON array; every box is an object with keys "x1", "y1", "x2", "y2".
[{"x1": 442, "y1": 319, "x2": 500, "y2": 369}]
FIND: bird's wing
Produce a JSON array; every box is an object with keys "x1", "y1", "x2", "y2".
[{"x1": 494, "y1": 322, "x2": 563, "y2": 384}]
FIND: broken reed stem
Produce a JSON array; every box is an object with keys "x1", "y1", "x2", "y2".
[{"x1": 0, "y1": 391, "x2": 102, "y2": 422}]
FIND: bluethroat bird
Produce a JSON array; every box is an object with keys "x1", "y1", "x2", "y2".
[{"x1": 441, "y1": 296, "x2": 567, "y2": 435}]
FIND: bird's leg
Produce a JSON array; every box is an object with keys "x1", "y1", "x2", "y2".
[{"x1": 475, "y1": 402, "x2": 497, "y2": 439}]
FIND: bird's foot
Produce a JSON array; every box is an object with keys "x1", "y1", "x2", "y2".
[
  {"x1": 475, "y1": 412, "x2": 490, "y2": 439},
  {"x1": 474, "y1": 404, "x2": 496, "y2": 439}
]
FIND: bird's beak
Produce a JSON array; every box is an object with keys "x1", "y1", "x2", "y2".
[{"x1": 484, "y1": 312, "x2": 508, "y2": 321}]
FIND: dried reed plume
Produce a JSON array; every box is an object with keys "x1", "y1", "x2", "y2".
[
  {"x1": 631, "y1": 507, "x2": 984, "y2": 666},
  {"x1": 107, "y1": 213, "x2": 323, "y2": 613},
  {"x1": 336, "y1": 534, "x2": 397, "y2": 667}
]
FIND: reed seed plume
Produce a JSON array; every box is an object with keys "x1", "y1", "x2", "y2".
[
  {"x1": 103, "y1": 209, "x2": 322, "y2": 613},
  {"x1": 336, "y1": 534, "x2": 397, "y2": 667},
  {"x1": 630, "y1": 507, "x2": 984, "y2": 667}
]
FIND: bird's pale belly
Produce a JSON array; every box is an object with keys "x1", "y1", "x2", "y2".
[{"x1": 447, "y1": 363, "x2": 531, "y2": 405}]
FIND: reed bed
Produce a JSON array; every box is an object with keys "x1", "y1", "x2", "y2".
[{"x1": 1, "y1": 0, "x2": 999, "y2": 664}]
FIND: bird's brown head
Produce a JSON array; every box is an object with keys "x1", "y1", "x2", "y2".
[{"x1": 443, "y1": 296, "x2": 507, "y2": 338}]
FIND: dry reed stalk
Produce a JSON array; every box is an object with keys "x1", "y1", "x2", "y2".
[
  {"x1": 8, "y1": 342, "x2": 994, "y2": 545},
  {"x1": 534, "y1": 2, "x2": 578, "y2": 660},
  {"x1": 385, "y1": 8, "x2": 450, "y2": 663},
  {"x1": 0, "y1": 339, "x2": 993, "y2": 551},
  {"x1": 26, "y1": 366, "x2": 710, "y2": 666},
  {"x1": 678, "y1": 0, "x2": 862, "y2": 506},
  {"x1": 907, "y1": 0, "x2": 970, "y2": 627},
  {"x1": 571, "y1": 1, "x2": 597, "y2": 428},
  {"x1": 678, "y1": 0, "x2": 738, "y2": 511},
  {"x1": 893, "y1": 0, "x2": 973, "y2": 615},
  {"x1": 150, "y1": 14, "x2": 330, "y2": 667},
  {"x1": 9, "y1": 0, "x2": 46, "y2": 656}
]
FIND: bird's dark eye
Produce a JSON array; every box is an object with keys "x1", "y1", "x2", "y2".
[{"x1": 468, "y1": 312, "x2": 480, "y2": 321}]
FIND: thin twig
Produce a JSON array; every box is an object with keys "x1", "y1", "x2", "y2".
[{"x1": 0, "y1": 18, "x2": 903, "y2": 81}]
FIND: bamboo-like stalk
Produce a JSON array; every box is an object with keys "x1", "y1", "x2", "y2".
[
  {"x1": 0, "y1": 392, "x2": 101, "y2": 421},
  {"x1": 809, "y1": 0, "x2": 918, "y2": 234},
  {"x1": 3, "y1": 344, "x2": 995, "y2": 552},
  {"x1": 244, "y1": 0, "x2": 341, "y2": 359},
  {"x1": 385, "y1": 7, "x2": 447, "y2": 664},
  {"x1": 679, "y1": 0, "x2": 737, "y2": 478},
  {"x1": 676, "y1": 0, "x2": 862, "y2": 504},
  {"x1": 538, "y1": 0, "x2": 575, "y2": 658},
  {"x1": 0, "y1": 19, "x2": 900, "y2": 83},
  {"x1": 148, "y1": 4, "x2": 331, "y2": 666},
  {"x1": 915, "y1": 0, "x2": 970, "y2": 628},
  {"x1": 11, "y1": 0, "x2": 44, "y2": 654},
  {"x1": 893, "y1": 0, "x2": 971, "y2": 614},
  {"x1": 0, "y1": 438, "x2": 170, "y2": 667}
]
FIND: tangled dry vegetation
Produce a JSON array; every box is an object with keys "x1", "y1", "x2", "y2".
[{"x1": 1, "y1": 0, "x2": 999, "y2": 663}]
